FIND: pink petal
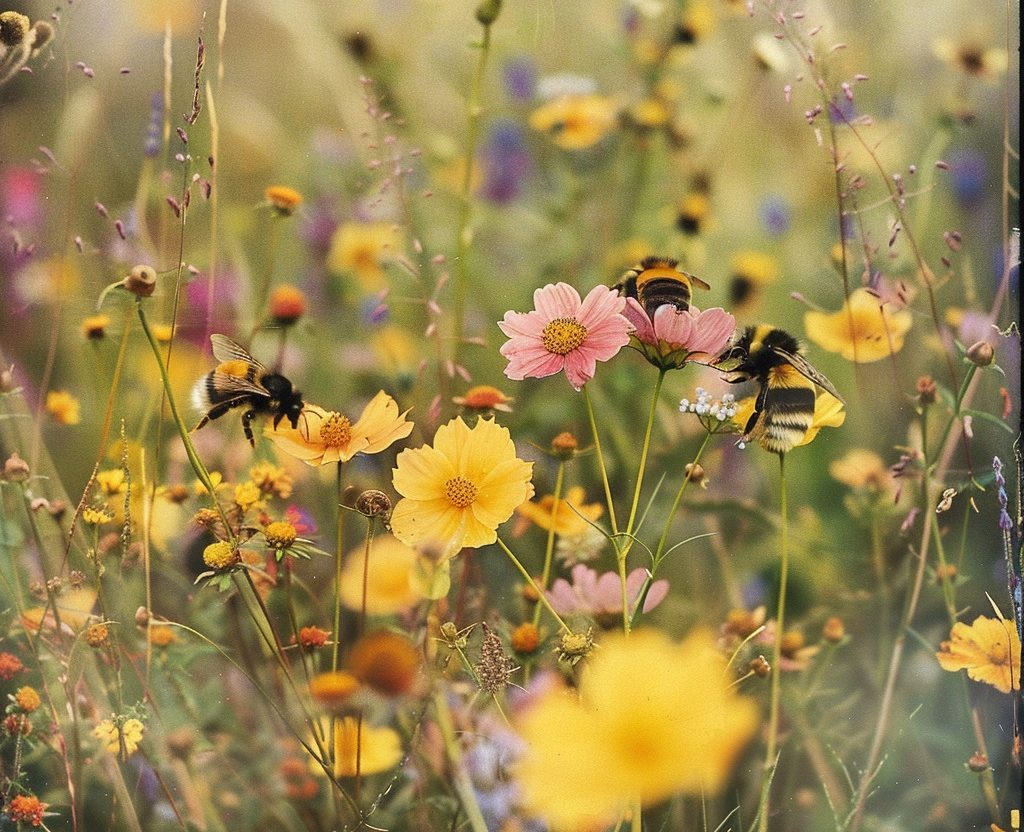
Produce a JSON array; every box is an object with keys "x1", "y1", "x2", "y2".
[
  {"x1": 576, "y1": 284, "x2": 626, "y2": 329},
  {"x1": 623, "y1": 298, "x2": 655, "y2": 343},
  {"x1": 533, "y1": 283, "x2": 582, "y2": 320},
  {"x1": 498, "y1": 309, "x2": 546, "y2": 339},
  {"x1": 642, "y1": 579, "x2": 670, "y2": 613},
  {"x1": 625, "y1": 568, "x2": 648, "y2": 603},
  {"x1": 572, "y1": 564, "x2": 598, "y2": 597},
  {"x1": 546, "y1": 578, "x2": 579, "y2": 615},
  {"x1": 503, "y1": 346, "x2": 565, "y2": 381},
  {"x1": 562, "y1": 350, "x2": 598, "y2": 389},
  {"x1": 686, "y1": 307, "x2": 735, "y2": 355},
  {"x1": 594, "y1": 570, "x2": 623, "y2": 611},
  {"x1": 651, "y1": 305, "x2": 694, "y2": 347}
]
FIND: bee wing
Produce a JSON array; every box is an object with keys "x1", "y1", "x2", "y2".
[
  {"x1": 209, "y1": 334, "x2": 268, "y2": 373},
  {"x1": 773, "y1": 348, "x2": 844, "y2": 403},
  {"x1": 207, "y1": 371, "x2": 272, "y2": 398},
  {"x1": 685, "y1": 271, "x2": 711, "y2": 291}
]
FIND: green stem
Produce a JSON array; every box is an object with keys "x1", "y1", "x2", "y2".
[
  {"x1": 652, "y1": 430, "x2": 712, "y2": 571},
  {"x1": 332, "y1": 462, "x2": 347, "y2": 673},
  {"x1": 624, "y1": 369, "x2": 665, "y2": 543},
  {"x1": 452, "y1": 19, "x2": 494, "y2": 361},
  {"x1": 136, "y1": 302, "x2": 233, "y2": 536},
  {"x1": 432, "y1": 689, "x2": 490, "y2": 832},
  {"x1": 496, "y1": 537, "x2": 570, "y2": 634},
  {"x1": 531, "y1": 461, "x2": 565, "y2": 629},
  {"x1": 583, "y1": 386, "x2": 619, "y2": 536},
  {"x1": 758, "y1": 452, "x2": 788, "y2": 832}
]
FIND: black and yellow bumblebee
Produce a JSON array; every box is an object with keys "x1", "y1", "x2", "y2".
[
  {"x1": 717, "y1": 325, "x2": 843, "y2": 454},
  {"x1": 191, "y1": 335, "x2": 305, "y2": 446},
  {"x1": 614, "y1": 256, "x2": 711, "y2": 316}
]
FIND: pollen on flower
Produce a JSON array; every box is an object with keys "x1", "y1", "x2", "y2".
[
  {"x1": 319, "y1": 412, "x2": 352, "y2": 448},
  {"x1": 202, "y1": 541, "x2": 238, "y2": 570},
  {"x1": 541, "y1": 318, "x2": 588, "y2": 355},
  {"x1": 443, "y1": 476, "x2": 478, "y2": 508},
  {"x1": 264, "y1": 520, "x2": 298, "y2": 549}
]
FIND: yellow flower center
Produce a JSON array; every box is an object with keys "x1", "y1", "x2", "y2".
[
  {"x1": 319, "y1": 413, "x2": 352, "y2": 448},
  {"x1": 541, "y1": 318, "x2": 588, "y2": 355},
  {"x1": 444, "y1": 476, "x2": 478, "y2": 508}
]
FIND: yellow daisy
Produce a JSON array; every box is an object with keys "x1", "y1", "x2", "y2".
[
  {"x1": 339, "y1": 534, "x2": 423, "y2": 615},
  {"x1": 311, "y1": 717, "x2": 403, "y2": 778},
  {"x1": 804, "y1": 288, "x2": 912, "y2": 363},
  {"x1": 528, "y1": 94, "x2": 619, "y2": 151},
  {"x1": 327, "y1": 222, "x2": 402, "y2": 292},
  {"x1": 390, "y1": 417, "x2": 534, "y2": 552},
  {"x1": 267, "y1": 391, "x2": 413, "y2": 466},
  {"x1": 936, "y1": 615, "x2": 1020, "y2": 694},
  {"x1": 515, "y1": 486, "x2": 604, "y2": 536},
  {"x1": 516, "y1": 629, "x2": 758, "y2": 829}
]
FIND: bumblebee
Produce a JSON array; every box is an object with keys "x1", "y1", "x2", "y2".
[
  {"x1": 191, "y1": 334, "x2": 304, "y2": 446},
  {"x1": 717, "y1": 325, "x2": 843, "y2": 454},
  {"x1": 614, "y1": 256, "x2": 711, "y2": 316}
]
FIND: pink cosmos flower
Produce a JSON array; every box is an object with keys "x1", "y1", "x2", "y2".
[
  {"x1": 498, "y1": 284, "x2": 632, "y2": 390},
  {"x1": 546, "y1": 564, "x2": 669, "y2": 627},
  {"x1": 622, "y1": 298, "x2": 735, "y2": 370}
]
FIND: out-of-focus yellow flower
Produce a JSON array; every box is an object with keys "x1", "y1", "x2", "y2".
[
  {"x1": 93, "y1": 718, "x2": 145, "y2": 755},
  {"x1": 933, "y1": 37, "x2": 1008, "y2": 81},
  {"x1": 676, "y1": 193, "x2": 710, "y2": 235},
  {"x1": 96, "y1": 469, "x2": 127, "y2": 496},
  {"x1": 81, "y1": 314, "x2": 111, "y2": 340},
  {"x1": 327, "y1": 222, "x2": 402, "y2": 292},
  {"x1": 829, "y1": 448, "x2": 891, "y2": 491},
  {"x1": 311, "y1": 717, "x2": 403, "y2": 778},
  {"x1": 674, "y1": 0, "x2": 717, "y2": 44},
  {"x1": 625, "y1": 97, "x2": 670, "y2": 130},
  {"x1": 14, "y1": 686, "x2": 41, "y2": 713},
  {"x1": 267, "y1": 392, "x2": 413, "y2": 467},
  {"x1": 265, "y1": 185, "x2": 303, "y2": 216},
  {"x1": 339, "y1": 535, "x2": 423, "y2": 615},
  {"x1": 46, "y1": 390, "x2": 80, "y2": 425},
  {"x1": 528, "y1": 94, "x2": 619, "y2": 151},
  {"x1": 249, "y1": 461, "x2": 294, "y2": 499},
  {"x1": 129, "y1": 0, "x2": 198, "y2": 31},
  {"x1": 936, "y1": 615, "x2": 1020, "y2": 694},
  {"x1": 515, "y1": 486, "x2": 603, "y2": 536},
  {"x1": 729, "y1": 250, "x2": 779, "y2": 310},
  {"x1": 21, "y1": 588, "x2": 97, "y2": 635},
  {"x1": 390, "y1": 417, "x2": 534, "y2": 553},
  {"x1": 234, "y1": 481, "x2": 263, "y2": 512},
  {"x1": 372, "y1": 326, "x2": 418, "y2": 378},
  {"x1": 516, "y1": 629, "x2": 758, "y2": 829},
  {"x1": 804, "y1": 288, "x2": 912, "y2": 363}
]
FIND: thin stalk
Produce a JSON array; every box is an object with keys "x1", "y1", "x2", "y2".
[
  {"x1": 432, "y1": 689, "x2": 490, "y2": 832},
  {"x1": 496, "y1": 537, "x2": 570, "y2": 633},
  {"x1": 331, "y1": 462, "x2": 347, "y2": 673},
  {"x1": 532, "y1": 461, "x2": 565, "y2": 629},
  {"x1": 452, "y1": 18, "x2": 495, "y2": 360},
  {"x1": 652, "y1": 430, "x2": 713, "y2": 570},
  {"x1": 757, "y1": 452, "x2": 788, "y2": 832},
  {"x1": 583, "y1": 386, "x2": 620, "y2": 536}
]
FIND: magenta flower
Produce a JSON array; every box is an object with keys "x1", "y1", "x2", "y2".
[
  {"x1": 498, "y1": 284, "x2": 632, "y2": 390},
  {"x1": 622, "y1": 298, "x2": 735, "y2": 370},
  {"x1": 547, "y1": 564, "x2": 669, "y2": 627}
]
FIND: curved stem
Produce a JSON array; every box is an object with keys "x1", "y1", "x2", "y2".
[
  {"x1": 652, "y1": 430, "x2": 712, "y2": 571},
  {"x1": 757, "y1": 452, "x2": 788, "y2": 832},
  {"x1": 532, "y1": 461, "x2": 565, "y2": 629},
  {"x1": 496, "y1": 537, "x2": 571, "y2": 634},
  {"x1": 583, "y1": 386, "x2": 619, "y2": 536}
]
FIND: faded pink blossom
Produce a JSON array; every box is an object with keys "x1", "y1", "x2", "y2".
[
  {"x1": 546, "y1": 564, "x2": 669, "y2": 626},
  {"x1": 622, "y1": 298, "x2": 735, "y2": 370},
  {"x1": 498, "y1": 283, "x2": 631, "y2": 390}
]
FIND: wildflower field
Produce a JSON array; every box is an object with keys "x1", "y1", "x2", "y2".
[{"x1": 0, "y1": 0, "x2": 1020, "y2": 830}]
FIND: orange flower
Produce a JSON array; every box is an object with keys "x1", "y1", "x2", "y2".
[
  {"x1": 265, "y1": 185, "x2": 303, "y2": 215},
  {"x1": 267, "y1": 392, "x2": 412, "y2": 466},
  {"x1": 936, "y1": 615, "x2": 1020, "y2": 693}
]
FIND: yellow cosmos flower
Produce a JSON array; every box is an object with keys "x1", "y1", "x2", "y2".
[
  {"x1": 327, "y1": 222, "x2": 402, "y2": 292},
  {"x1": 933, "y1": 37, "x2": 1008, "y2": 81},
  {"x1": 310, "y1": 717, "x2": 403, "y2": 778},
  {"x1": 515, "y1": 486, "x2": 604, "y2": 536},
  {"x1": 528, "y1": 94, "x2": 619, "y2": 151},
  {"x1": 339, "y1": 534, "x2": 423, "y2": 615},
  {"x1": 804, "y1": 288, "x2": 912, "y2": 363},
  {"x1": 46, "y1": 390, "x2": 80, "y2": 425},
  {"x1": 390, "y1": 417, "x2": 534, "y2": 553},
  {"x1": 267, "y1": 391, "x2": 413, "y2": 466},
  {"x1": 829, "y1": 448, "x2": 892, "y2": 491},
  {"x1": 936, "y1": 615, "x2": 1020, "y2": 694},
  {"x1": 516, "y1": 629, "x2": 758, "y2": 829}
]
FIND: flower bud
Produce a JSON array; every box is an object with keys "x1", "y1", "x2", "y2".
[
  {"x1": 965, "y1": 340, "x2": 994, "y2": 367},
  {"x1": 510, "y1": 622, "x2": 541, "y2": 654},
  {"x1": 822, "y1": 616, "x2": 846, "y2": 643},
  {"x1": 134, "y1": 607, "x2": 151, "y2": 628},
  {"x1": 750, "y1": 655, "x2": 771, "y2": 677},
  {"x1": 685, "y1": 462, "x2": 705, "y2": 485},
  {"x1": 268, "y1": 284, "x2": 307, "y2": 326},
  {"x1": 916, "y1": 375, "x2": 936, "y2": 406},
  {"x1": 30, "y1": 20, "x2": 54, "y2": 51},
  {"x1": 124, "y1": 264, "x2": 157, "y2": 297},
  {"x1": 0, "y1": 365, "x2": 14, "y2": 392},
  {"x1": 966, "y1": 751, "x2": 989, "y2": 773},
  {"x1": 475, "y1": 0, "x2": 502, "y2": 25},
  {"x1": 355, "y1": 489, "x2": 392, "y2": 519},
  {"x1": 550, "y1": 431, "x2": 579, "y2": 459},
  {"x1": 3, "y1": 452, "x2": 30, "y2": 482},
  {"x1": 0, "y1": 12, "x2": 30, "y2": 47}
]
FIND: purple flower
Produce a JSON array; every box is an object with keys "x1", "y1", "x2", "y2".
[
  {"x1": 947, "y1": 148, "x2": 987, "y2": 204},
  {"x1": 547, "y1": 564, "x2": 669, "y2": 626},
  {"x1": 480, "y1": 121, "x2": 531, "y2": 204},
  {"x1": 758, "y1": 195, "x2": 791, "y2": 236},
  {"x1": 502, "y1": 57, "x2": 536, "y2": 101}
]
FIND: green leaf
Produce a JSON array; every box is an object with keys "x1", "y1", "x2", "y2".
[{"x1": 962, "y1": 408, "x2": 1015, "y2": 435}]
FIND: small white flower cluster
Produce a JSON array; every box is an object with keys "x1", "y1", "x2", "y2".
[{"x1": 679, "y1": 388, "x2": 738, "y2": 422}]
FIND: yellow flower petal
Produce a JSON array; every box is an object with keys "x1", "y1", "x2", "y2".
[
  {"x1": 937, "y1": 615, "x2": 1020, "y2": 693},
  {"x1": 804, "y1": 288, "x2": 912, "y2": 363}
]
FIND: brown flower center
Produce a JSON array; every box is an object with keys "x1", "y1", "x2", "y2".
[
  {"x1": 444, "y1": 476, "x2": 478, "y2": 508},
  {"x1": 541, "y1": 318, "x2": 588, "y2": 355},
  {"x1": 319, "y1": 413, "x2": 352, "y2": 448}
]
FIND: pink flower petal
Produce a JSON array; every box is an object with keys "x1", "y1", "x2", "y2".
[
  {"x1": 686, "y1": 307, "x2": 735, "y2": 355},
  {"x1": 622, "y1": 298, "x2": 653, "y2": 342},
  {"x1": 533, "y1": 283, "x2": 582, "y2": 320},
  {"x1": 651, "y1": 305, "x2": 694, "y2": 347},
  {"x1": 642, "y1": 579, "x2": 670, "y2": 613},
  {"x1": 576, "y1": 284, "x2": 626, "y2": 329},
  {"x1": 594, "y1": 570, "x2": 623, "y2": 611},
  {"x1": 563, "y1": 351, "x2": 598, "y2": 389}
]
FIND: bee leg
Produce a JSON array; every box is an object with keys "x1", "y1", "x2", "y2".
[
  {"x1": 741, "y1": 384, "x2": 769, "y2": 440},
  {"x1": 241, "y1": 409, "x2": 257, "y2": 447},
  {"x1": 192, "y1": 398, "x2": 243, "y2": 433}
]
